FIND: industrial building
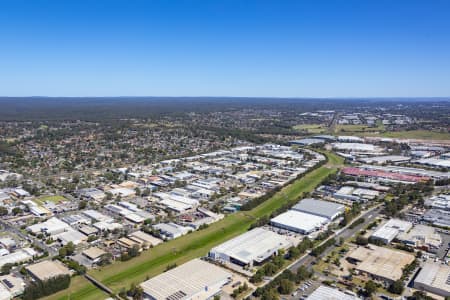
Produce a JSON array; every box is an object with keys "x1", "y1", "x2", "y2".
[
  {"x1": 289, "y1": 138, "x2": 324, "y2": 146},
  {"x1": 427, "y1": 194, "x2": 450, "y2": 210},
  {"x1": 0, "y1": 248, "x2": 36, "y2": 269},
  {"x1": 270, "y1": 210, "x2": 328, "y2": 234},
  {"x1": 342, "y1": 167, "x2": 429, "y2": 184},
  {"x1": 307, "y1": 285, "x2": 360, "y2": 300},
  {"x1": 370, "y1": 219, "x2": 412, "y2": 244},
  {"x1": 82, "y1": 247, "x2": 107, "y2": 263},
  {"x1": 423, "y1": 209, "x2": 450, "y2": 228},
  {"x1": 153, "y1": 223, "x2": 191, "y2": 239},
  {"x1": 140, "y1": 259, "x2": 231, "y2": 300},
  {"x1": 26, "y1": 217, "x2": 70, "y2": 236},
  {"x1": 397, "y1": 224, "x2": 442, "y2": 252},
  {"x1": 128, "y1": 230, "x2": 163, "y2": 248},
  {"x1": 292, "y1": 198, "x2": 345, "y2": 220},
  {"x1": 26, "y1": 260, "x2": 71, "y2": 282},
  {"x1": 209, "y1": 228, "x2": 292, "y2": 267},
  {"x1": 332, "y1": 142, "x2": 384, "y2": 154},
  {"x1": 54, "y1": 228, "x2": 87, "y2": 245},
  {"x1": 347, "y1": 245, "x2": 415, "y2": 283},
  {"x1": 360, "y1": 165, "x2": 450, "y2": 181},
  {"x1": 414, "y1": 262, "x2": 450, "y2": 297},
  {"x1": 359, "y1": 155, "x2": 411, "y2": 165},
  {"x1": 0, "y1": 274, "x2": 25, "y2": 298}
]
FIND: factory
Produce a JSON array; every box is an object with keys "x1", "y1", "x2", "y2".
[
  {"x1": 140, "y1": 259, "x2": 231, "y2": 300},
  {"x1": 342, "y1": 166, "x2": 429, "y2": 184},
  {"x1": 26, "y1": 217, "x2": 70, "y2": 236},
  {"x1": 347, "y1": 245, "x2": 415, "y2": 284},
  {"x1": 270, "y1": 210, "x2": 328, "y2": 235},
  {"x1": 370, "y1": 219, "x2": 412, "y2": 244},
  {"x1": 358, "y1": 155, "x2": 411, "y2": 165},
  {"x1": 153, "y1": 223, "x2": 191, "y2": 240},
  {"x1": 332, "y1": 142, "x2": 385, "y2": 155},
  {"x1": 361, "y1": 165, "x2": 450, "y2": 181},
  {"x1": 26, "y1": 260, "x2": 71, "y2": 282},
  {"x1": 0, "y1": 248, "x2": 36, "y2": 270},
  {"x1": 209, "y1": 228, "x2": 292, "y2": 267},
  {"x1": 397, "y1": 224, "x2": 442, "y2": 252},
  {"x1": 414, "y1": 262, "x2": 450, "y2": 297},
  {"x1": 333, "y1": 186, "x2": 380, "y2": 202},
  {"x1": 426, "y1": 194, "x2": 450, "y2": 210},
  {"x1": 289, "y1": 138, "x2": 325, "y2": 146},
  {"x1": 291, "y1": 198, "x2": 345, "y2": 220}
]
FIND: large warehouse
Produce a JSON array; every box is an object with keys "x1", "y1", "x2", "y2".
[
  {"x1": 414, "y1": 262, "x2": 450, "y2": 297},
  {"x1": 370, "y1": 219, "x2": 412, "y2": 244},
  {"x1": 270, "y1": 210, "x2": 328, "y2": 234},
  {"x1": 140, "y1": 259, "x2": 231, "y2": 300},
  {"x1": 209, "y1": 228, "x2": 292, "y2": 267},
  {"x1": 292, "y1": 198, "x2": 345, "y2": 220},
  {"x1": 347, "y1": 245, "x2": 415, "y2": 283}
]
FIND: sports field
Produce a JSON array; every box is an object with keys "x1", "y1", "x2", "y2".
[
  {"x1": 44, "y1": 151, "x2": 343, "y2": 300},
  {"x1": 34, "y1": 195, "x2": 67, "y2": 205}
]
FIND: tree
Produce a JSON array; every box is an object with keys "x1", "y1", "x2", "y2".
[
  {"x1": 388, "y1": 280, "x2": 404, "y2": 295},
  {"x1": 0, "y1": 206, "x2": 8, "y2": 216},
  {"x1": 261, "y1": 288, "x2": 279, "y2": 300},
  {"x1": 288, "y1": 247, "x2": 300, "y2": 259},
  {"x1": 364, "y1": 280, "x2": 377, "y2": 296},
  {"x1": 128, "y1": 245, "x2": 140, "y2": 258},
  {"x1": 356, "y1": 236, "x2": 369, "y2": 246},
  {"x1": 278, "y1": 279, "x2": 294, "y2": 295},
  {"x1": 78, "y1": 200, "x2": 87, "y2": 209},
  {"x1": 1, "y1": 263, "x2": 13, "y2": 274},
  {"x1": 58, "y1": 247, "x2": 67, "y2": 258},
  {"x1": 263, "y1": 263, "x2": 278, "y2": 276},
  {"x1": 66, "y1": 242, "x2": 75, "y2": 255},
  {"x1": 128, "y1": 283, "x2": 144, "y2": 300},
  {"x1": 410, "y1": 291, "x2": 435, "y2": 300},
  {"x1": 12, "y1": 207, "x2": 22, "y2": 215}
]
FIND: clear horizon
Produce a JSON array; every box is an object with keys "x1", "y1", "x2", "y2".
[{"x1": 1, "y1": 0, "x2": 450, "y2": 97}]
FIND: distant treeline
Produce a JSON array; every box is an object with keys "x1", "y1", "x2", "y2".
[{"x1": 0, "y1": 97, "x2": 448, "y2": 121}]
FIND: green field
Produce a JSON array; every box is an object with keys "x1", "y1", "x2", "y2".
[
  {"x1": 363, "y1": 129, "x2": 450, "y2": 140},
  {"x1": 45, "y1": 151, "x2": 343, "y2": 300},
  {"x1": 293, "y1": 124, "x2": 327, "y2": 134},
  {"x1": 34, "y1": 195, "x2": 67, "y2": 205},
  {"x1": 42, "y1": 276, "x2": 107, "y2": 300},
  {"x1": 334, "y1": 122, "x2": 385, "y2": 134}
]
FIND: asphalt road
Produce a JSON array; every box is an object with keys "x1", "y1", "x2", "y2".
[
  {"x1": 289, "y1": 205, "x2": 383, "y2": 273},
  {"x1": 0, "y1": 218, "x2": 58, "y2": 257}
]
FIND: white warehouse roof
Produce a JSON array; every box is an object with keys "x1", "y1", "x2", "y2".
[
  {"x1": 414, "y1": 262, "x2": 450, "y2": 297},
  {"x1": 371, "y1": 218, "x2": 413, "y2": 244},
  {"x1": 209, "y1": 228, "x2": 292, "y2": 265},
  {"x1": 307, "y1": 285, "x2": 360, "y2": 300},
  {"x1": 271, "y1": 210, "x2": 328, "y2": 234},
  {"x1": 140, "y1": 259, "x2": 231, "y2": 300},
  {"x1": 292, "y1": 198, "x2": 345, "y2": 220}
]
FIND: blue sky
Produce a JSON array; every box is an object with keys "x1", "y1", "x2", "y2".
[{"x1": 1, "y1": 0, "x2": 449, "y2": 97}]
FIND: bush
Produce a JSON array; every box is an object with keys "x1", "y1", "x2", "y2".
[
  {"x1": 23, "y1": 275, "x2": 71, "y2": 300},
  {"x1": 388, "y1": 280, "x2": 404, "y2": 295}
]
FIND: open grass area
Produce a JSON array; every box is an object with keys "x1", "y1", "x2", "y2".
[
  {"x1": 334, "y1": 123, "x2": 385, "y2": 134},
  {"x1": 41, "y1": 276, "x2": 107, "y2": 300},
  {"x1": 45, "y1": 151, "x2": 343, "y2": 300},
  {"x1": 293, "y1": 124, "x2": 327, "y2": 134},
  {"x1": 34, "y1": 195, "x2": 67, "y2": 205},
  {"x1": 363, "y1": 129, "x2": 450, "y2": 140}
]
